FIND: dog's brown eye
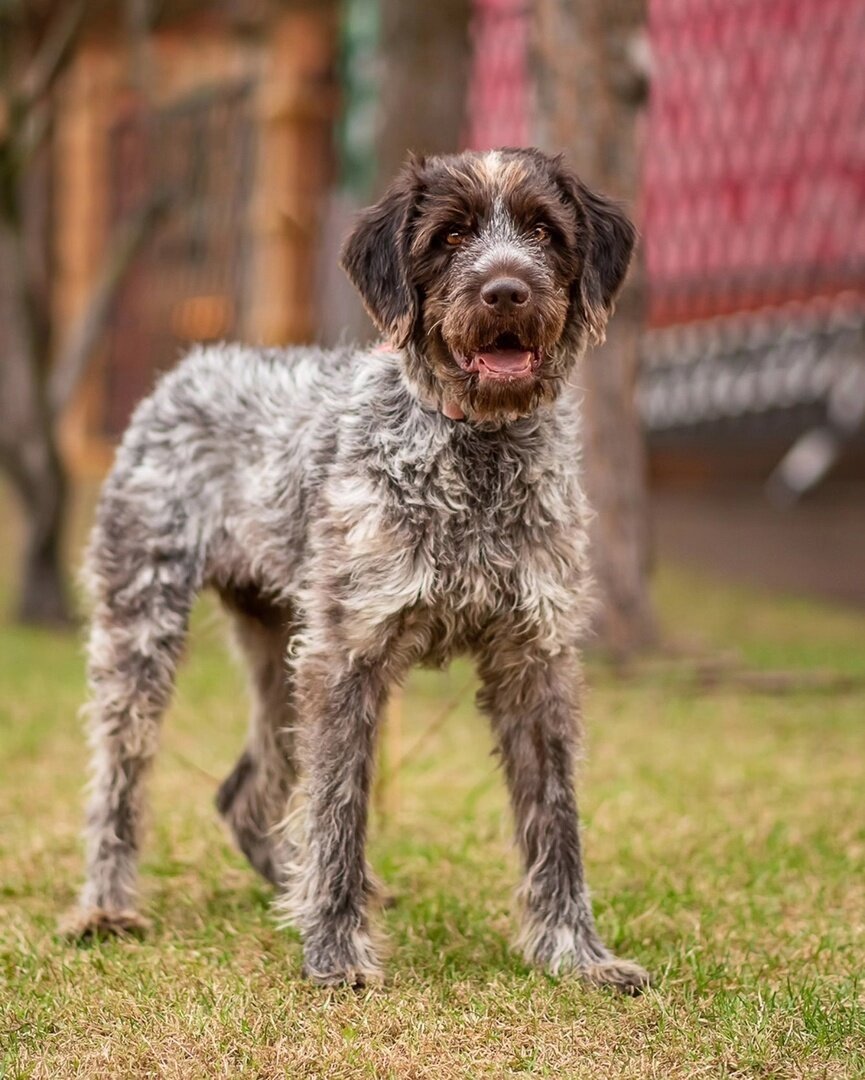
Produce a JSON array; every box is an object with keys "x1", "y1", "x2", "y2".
[
  {"x1": 532, "y1": 224, "x2": 551, "y2": 244},
  {"x1": 445, "y1": 230, "x2": 465, "y2": 247}
]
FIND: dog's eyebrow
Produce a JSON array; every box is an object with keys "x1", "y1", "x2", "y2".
[
  {"x1": 420, "y1": 178, "x2": 486, "y2": 216},
  {"x1": 503, "y1": 189, "x2": 575, "y2": 236}
]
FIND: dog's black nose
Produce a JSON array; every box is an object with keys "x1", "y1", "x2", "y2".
[{"x1": 480, "y1": 276, "x2": 531, "y2": 310}]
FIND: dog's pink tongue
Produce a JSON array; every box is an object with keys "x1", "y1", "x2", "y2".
[{"x1": 476, "y1": 349, "x2": 533, "y2": 374}]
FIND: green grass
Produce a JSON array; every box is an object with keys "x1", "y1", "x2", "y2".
[{"x1": 1, "y1": 494, "x2": 864, "y2": 1077}]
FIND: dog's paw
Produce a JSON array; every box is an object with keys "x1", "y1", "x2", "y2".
[
  {"x1": 521, "y1": 922, "x2": 650, "y2": 995},
  {"x1": 301, "y1": 927, "x2": 385, "y2": 989},
  {"x1": 60, "y1": 906, "x2": 150, "y2": 942},
  {"x1": 579, "y1": 957, "x2": 651, "y2": 996}
]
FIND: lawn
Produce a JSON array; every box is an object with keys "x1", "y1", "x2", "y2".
[{"x1": 1, "y1": 490, "x2": 863, "y2": 1078}]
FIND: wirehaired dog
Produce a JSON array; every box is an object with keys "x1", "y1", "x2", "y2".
[{"x1": 64, "y1": 147, "x2": 649, "y2": 993}]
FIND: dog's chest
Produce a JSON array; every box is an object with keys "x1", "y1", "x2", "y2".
[{"x1": 327, "y1": 427, "x2": 591, "y2": 655}]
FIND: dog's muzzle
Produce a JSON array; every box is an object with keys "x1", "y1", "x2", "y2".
[{"x1": 453, "y1": 332, "x2": 543, "y2": 383}]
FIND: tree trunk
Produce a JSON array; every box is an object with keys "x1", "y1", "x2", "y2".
[
  {"x1": 376, "y1": 0, "x2": 472, "y2": 187},
  {"x1": 0, "y1": 370, "x2": 72, "y2": 627},
  {"x1": 16, "y1": 448, "x2": 70, "y2": 627},
  {"x1": 579, "y1": 281, "x2": 655, "y2": 654},
  {"x1": 535, "y1": 0, "x2": 656, "y2": 656},
  {"x1": 0, "y1": 217, "x2": 73, "y2": 627}
]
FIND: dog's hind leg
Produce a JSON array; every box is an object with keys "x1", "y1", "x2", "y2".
[
  {"x1": 63, "y1": 495, "x2": 203, "y2": 940},
  {"x1": 216, "y1": 589, "x2": 297, "y2": 887}
]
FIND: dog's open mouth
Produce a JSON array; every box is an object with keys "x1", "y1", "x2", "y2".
[{"x1": 456, "y1": 333, "x2": 540, "y2": 380}]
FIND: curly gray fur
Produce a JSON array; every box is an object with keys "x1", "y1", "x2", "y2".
[{"x1": 64, "y1": 148, "x2": 649, "y2": 994}]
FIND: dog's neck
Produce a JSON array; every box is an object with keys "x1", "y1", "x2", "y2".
[{"x1": 376, "y1": 340, "x2": 466, "y2": 422}]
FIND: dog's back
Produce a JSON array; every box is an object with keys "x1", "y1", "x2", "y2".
[{"x1": 88, "y1": 343, "x2": 353, "y2": 600}]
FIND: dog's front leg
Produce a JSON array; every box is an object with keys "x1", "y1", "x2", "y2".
[
  {"x1": 477, "y1": 643, "x2": 650, "y2": 994},
  {"x1": 283, "y1": 646, "x2": 392, "y2": 987}
]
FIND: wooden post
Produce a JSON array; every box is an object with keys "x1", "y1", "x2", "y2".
[
  {"x1": 247, "y1": 9, "x2": 335, "y2": 346},
  {"x1": 55, "y1": 41, "x2": 119, "y2": 477}
]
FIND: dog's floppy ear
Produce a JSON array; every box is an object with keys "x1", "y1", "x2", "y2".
[
  {"x1": 340, "y1": 160, "x2": 421, "y2": 348},
  {"x1": 555, "y1": 162, "x2": 637, "y2": 344}
]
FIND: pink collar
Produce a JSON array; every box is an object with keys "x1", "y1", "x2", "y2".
[{"x1": 440, "y1": 398, "x2": 466, "y2": 421}]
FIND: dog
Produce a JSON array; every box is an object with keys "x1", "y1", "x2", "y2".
[{"x1": 64, "y1": 147, "x2": 649, "y2": 994}]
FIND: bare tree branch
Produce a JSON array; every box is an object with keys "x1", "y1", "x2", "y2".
[
  {"x1": 48, "y1": 192, "x2": 169, "y2": 416},
  {"x1": 124, "y1": 0, "x2": 155, "y2": 95},
  {"x1": 19, "y1": 0, "x2": 88, "y2": 108}
]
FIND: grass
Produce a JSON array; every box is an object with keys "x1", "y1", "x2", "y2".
[{"x1": 1, "y1": 489, "x2": 864, "y2": 1077}]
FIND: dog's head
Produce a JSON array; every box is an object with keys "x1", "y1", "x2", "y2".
[{"x1": 341, "y1": 148, "x2": 636, "y2": 422}]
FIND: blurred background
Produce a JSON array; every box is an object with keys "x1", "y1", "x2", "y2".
[
  {"x1": 1, "y1": 0, "x2": 863, "y2": 646},
  {"x1": 4, "y1": 10, "x2": 864, "y2": 1071}
]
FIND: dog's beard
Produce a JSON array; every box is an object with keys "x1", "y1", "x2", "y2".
[
  {"x1": 431, "y1": 331, "x2": 565, "y2": 421},
  {"x1": 465, "y1": 372, "x2": 550, "y2": 420},
  {"x1": 422, "y1": 291, "x2": 570, "y2": 420}
]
